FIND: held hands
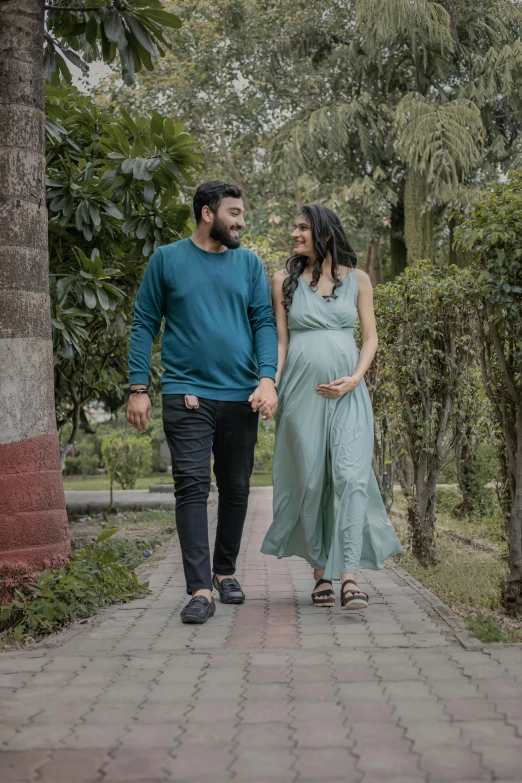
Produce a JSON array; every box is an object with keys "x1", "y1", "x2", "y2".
[
  {"x1": 316, "y1": 375, "x2": 360, "y2": 398},
  {"x1": 248, "y1": 378, "x2": 278, "y2": 420},
  {"x1": 126, "y1": 393, "x2": 152, "y2": 432}
]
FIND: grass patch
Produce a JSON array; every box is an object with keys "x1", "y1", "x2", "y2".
[
  {"x1": 391, "y1": 489, "x2": 522, "y2": 643},
  {"x1": 63, "y1": 472, "x2": 273, "y2": 491},
  {"x1": 250, "y1": 473, "x2": 272, "y2": 487},
  {"x1": 107, "y1": 535, "x2": 165, "y2": 569},
  {"x1": 63, "y1": 473, "x2": 173, "y2": 491},
  {"x1": 69, "y1": 508, "x2": 176, "y2": 551}
]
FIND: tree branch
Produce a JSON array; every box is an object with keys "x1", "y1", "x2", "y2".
[{"x1": 487, "y1": 308, "x2": 521, "y2": 405}]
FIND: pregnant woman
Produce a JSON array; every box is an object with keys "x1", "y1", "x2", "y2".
[{"x1": 261, "y1": 205, "x2": 402, "y2": 609}]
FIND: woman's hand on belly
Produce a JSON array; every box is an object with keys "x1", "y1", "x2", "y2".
[{"x1": 316, "y1": 375, "x2": 360, "y2": 398}]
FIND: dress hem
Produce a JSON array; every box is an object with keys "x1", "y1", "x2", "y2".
[{"x1": 260, "y1": 544, "x2": 402, "y2": 576}]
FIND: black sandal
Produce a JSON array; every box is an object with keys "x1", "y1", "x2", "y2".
[
  {"x1": 341, "y1": 579, "x2": 369, "y2": 611},
  {"x1": 311, "y1": 578, "x2": 335, "y2": 607}
]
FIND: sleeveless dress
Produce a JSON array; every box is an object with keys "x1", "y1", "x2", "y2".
[{"x1": 261, "y1": 272, "x2": 402, "y2": 579}]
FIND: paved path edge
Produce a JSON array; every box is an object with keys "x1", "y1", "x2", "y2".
[{"x1": 386, "y1": 562, "x2": 485, "y2": 651}]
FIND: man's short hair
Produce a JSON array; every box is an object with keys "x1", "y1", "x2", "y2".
[{"x1": 193, "y1": 180, "x2": 243, "y2": 223}]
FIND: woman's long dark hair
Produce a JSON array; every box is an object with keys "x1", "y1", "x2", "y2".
[{"x1": 282, "y1": 204, "x2": 357, "y2": 311}]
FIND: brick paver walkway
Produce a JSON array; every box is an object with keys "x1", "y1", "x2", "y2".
[{"x1": 2, "y1": 488, "x2": 522, "y2": 782}]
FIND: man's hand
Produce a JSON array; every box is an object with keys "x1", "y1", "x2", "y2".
[
  {"x1": 248, "y1": 378, "x2": 278, "y2": 421},
  {"x1": 316, "y1": 376, "x2": 360, "y2": 398},
  {"x1": 126, "y1": 392, "x2": 152, "y2": 432}
]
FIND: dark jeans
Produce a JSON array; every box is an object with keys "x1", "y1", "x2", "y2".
[{"x1": 162, "y1": 394, "x2": 259, "y2": 594}]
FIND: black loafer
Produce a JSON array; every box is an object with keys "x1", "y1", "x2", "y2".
[
  {"x1": 212, "y1": 574, "x2": 245, "y2": 604},
  {"x1": 180, "y1": 595, "x2": 216, "y2": 624}
]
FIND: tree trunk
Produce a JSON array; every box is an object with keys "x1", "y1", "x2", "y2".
[
  {"x1": 59, "y1": 371, "x2": 82, "y2": 471},
  {"x1": 367, "y1": 241, "x2": 384, "y2": 287},
  {"x1": 372, "y1": 418, "x2": 394, "y2": 513},
  {"x1": 390, "y1": 199, "x2": 407, "y2": 278},
  {"x1": 0, "y1": 0, "x2": 70, "y2": 602},
  {"x1": 404, "y1": 169, "x2": 434, "y2": 264},
  {"x1": 408, "y1": 454, "x2": 438, "y2": 565},
  {"x1": 504, "y1": 404, "x2": 522, "y2": 616},
  {"x1": 396, "y1": 445, "x2": 414, "y2": 497},
  {"x1": 454, "y1": 427, "x2": 484, "y2": 519}
]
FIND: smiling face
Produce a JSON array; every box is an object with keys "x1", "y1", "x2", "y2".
[
  {"x1": 292, "y1": 215, "x2": 314, "y2": 258},
  {"x1": 208, "y1": 196, "x2": 245, "y2": 249}
]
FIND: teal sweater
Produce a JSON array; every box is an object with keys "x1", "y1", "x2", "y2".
[{"x1": 128, "y1": 238, "x2": 278, "y2": 400}]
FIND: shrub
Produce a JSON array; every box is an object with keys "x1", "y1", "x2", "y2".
[
  {"x1": 0, "y1": 529, "x2": 149, "y2": 643},
  {"x1": 254, "y1": 422, "x2": 275, "y2": 473},
  {"x1": 109, "y1": 535, "x2": 163, "y2": 569},
  {"x1": 374, "y1": 261, "x2": 475, "y2": 565},
  {"x1": 454, "y1": 171, "x2": 522, "y2": 615},
  {"x1": 101, "y1": 431, "x2": 153, "y2": 490},
  {"x1": 64, "y1": 431, "x2": 100, "y2": 476}
]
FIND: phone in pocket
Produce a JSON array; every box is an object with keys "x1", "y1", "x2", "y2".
[{"x1": 184, "y1": 394, "x2": 199, "y2": 409}]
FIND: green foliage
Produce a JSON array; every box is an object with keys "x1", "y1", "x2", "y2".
[
  {"x1": 453, "y1": 171, "x2": 522, "y2": 399},
  {"x1": 244, "y1": 232, "x2": 288, "y2": 279},
  {"x1": 63, "y1": 419, "x2": 169, "y2": 478},
  {"x1": 375, "y1": 262, "x2": 475, "y2": 466},
  {"x1": 400, "y1": 553, "x2": 505, "y2": 614},
  {"x1": 47, "y1": 85, "x2": 200, "y2": 446},
  {"x1": 47, "y1": 85, "x2": 199, "y2": 357},
  {"x1": 466, "y1": 611, "x2": 522, "y2": 643},
  {"x1": 0, "y1": 529, "x2": 149, "y2": 643},
  {"x1": 435, "y1": 487, "x2": 465, "y2": 517},
  {"x1": 44, "y1": 0, "x2": 182, "y2": 87},
  {"x1": 375, "y1": 261, "x2": 475, "y2": 561},
  {"x1": 101, "y1": 430, "x2": 153, "y2": 490},
  {"x1": 396, "y1": 95, "x2": 485, "y2": 189},
  {"x1": 254, "y1": 422, "x2": 275, "y2": 473},
  {"x1": 65, "y1": 431, "x2": 100, "y2": 475},
  {"x1": 108, "y1": 534, "x2": 163, "y2": 568},
  {"x1": 454, "y1": 170, "x2": 522, "y2": 615},
  {"x1": 259, "y1": 0, "x2": 522, "y2": 269},
  {"x1": 355, "y1": 0, "x2": 454, "y2": 51}
]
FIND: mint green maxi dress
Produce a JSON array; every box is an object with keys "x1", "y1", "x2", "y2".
[{"x1": 261, "y1": 272, "x2": 402, "y2": 579}]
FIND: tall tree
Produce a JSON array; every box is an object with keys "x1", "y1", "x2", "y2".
[
  {"x1": 97, "y1": 1, "x2": 274, "y2": 218},
  {"x1": 262, "y1": 0, "x2": 522, "y2": 273},
  {"x1": 375, "y1": 262, "x2": 475, "y2": 564},
  {"x1": 0, "y1": 0, "x2": 183, "y2": 599},
  {"x1": 454, "y1": 172, "x2": 522, "y2": 616}
]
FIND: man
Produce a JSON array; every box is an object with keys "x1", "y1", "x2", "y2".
[{"x1": 127, "y1": 181, "x2": 278, "y2": 624}]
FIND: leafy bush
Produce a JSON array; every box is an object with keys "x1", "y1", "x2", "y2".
[
  {"x1": 101, "y1": 431, "x2": 153, "y2": 490},
  {"x1": 109, "y1": 535, "x2": 163, "y2": 569},
  {"x1": 0, "y1": 530, "x2": 149, "y2": 643},
  {"x1": 454, "y1": 171, "x2": 522, "y2": 615},
  {"x1": 64, "y1": 430, "x2": 101, "y2": 476},
  {"x1": 374, "y1": 262, "x2": 475, "y2": 564},
  {"x1": 254, "y1": 422, "x2": 275, "y2": 473},
  {"x1": 466, "y1": 612, "x2": 522, "y2": 643},
  {"x1": 435, "y1": 487, "x2": 462, "y2": 517}
]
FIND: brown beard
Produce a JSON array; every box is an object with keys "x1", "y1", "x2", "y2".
[{"x1": 209, "y1": 215, "x2": 241, "y2": 249}]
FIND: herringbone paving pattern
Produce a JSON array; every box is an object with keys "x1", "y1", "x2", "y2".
[{"x1": 1, "y1": 488, "x2": 522, "y2": 781}]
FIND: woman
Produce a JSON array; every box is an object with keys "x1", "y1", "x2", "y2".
[{"x1": 261, "y1": 205, "x2": 402, "y2": 609}]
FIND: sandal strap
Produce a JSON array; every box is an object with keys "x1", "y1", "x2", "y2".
[
  {"x1": 314, "y1": 578, "x2": 333, "y2": 590},
  {"x1": 341, "y1": 580, "x2": 368, "y2": 600},
  {"x1": 313, "y1": 589, "x2": 335, "y2": 597}
]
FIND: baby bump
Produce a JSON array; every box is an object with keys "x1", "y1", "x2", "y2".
[{"x1": 285, "y1": 329, "x2": 359, "y2": 386}]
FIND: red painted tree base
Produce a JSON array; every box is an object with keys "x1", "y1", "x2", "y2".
[{"x1": 0, "y1": 433, "x2": 70, "y2": 604}]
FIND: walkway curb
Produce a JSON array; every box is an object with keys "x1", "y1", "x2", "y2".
[{"x1": 386, "y1": 562, "x2": 484, "y2": 651}]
